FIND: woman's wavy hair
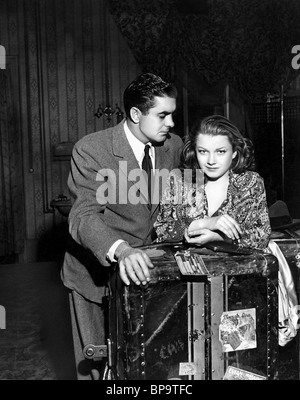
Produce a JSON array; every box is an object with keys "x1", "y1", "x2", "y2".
[{"x1": 181, "y1": 115, "x2": 255, "y2": 175}]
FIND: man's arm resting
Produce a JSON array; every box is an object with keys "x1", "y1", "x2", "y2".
[
  {"x1": 113, "y1": 241, "x2": 154, "y2": 286},
  {"x1": 107, "y1": 240, "x2": 128, "y2": 263}
]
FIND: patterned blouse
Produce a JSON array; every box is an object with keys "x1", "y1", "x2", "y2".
[{"x1": 154, "y1": 169, "x2": 271, "y2": 250}]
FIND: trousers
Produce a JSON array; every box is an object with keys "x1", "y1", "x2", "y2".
[{"x1": 69, "y1": 290, "x2": 107, "y2": 380}]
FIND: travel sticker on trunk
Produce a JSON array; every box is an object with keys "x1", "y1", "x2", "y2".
[{"x1": 219, "y1": 308, "x2": 257, "y2": 352}]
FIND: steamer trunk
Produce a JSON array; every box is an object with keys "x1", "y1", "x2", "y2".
[{"x1": 108, "y1": 243, "x2": 279, "y2": 380}]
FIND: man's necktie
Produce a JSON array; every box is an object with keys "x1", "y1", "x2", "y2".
[{"x1": 142, "y1": 144, "x2": 152, "y2": 206}]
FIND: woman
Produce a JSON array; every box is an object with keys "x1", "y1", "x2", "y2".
[
  {"x1": 154, "y1": 115, "x2": 299, "y2": 346},
  {"x1": 155, "y1": 115, "x2": 270, "y2": 248}
]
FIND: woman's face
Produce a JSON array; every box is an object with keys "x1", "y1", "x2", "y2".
[{"x1": 196, "y1": 133, "x2": 237, "y2": 180}]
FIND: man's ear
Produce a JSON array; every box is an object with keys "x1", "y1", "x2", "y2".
[{"x1": 130, "y1": 107, "x2": 141, "y2": 124}]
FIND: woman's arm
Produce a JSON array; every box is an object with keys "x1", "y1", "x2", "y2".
[
  {"x1": 232, "y1": 172, "x2": 271, "y2": 249},
  {"x1": 188, "y1": 214, "x2": 242, "y2": 241},
  {"x1": 154, "y1": 171, "x2": 189, "y2": 242},
  {"x1": 184, "y1": 228, "x2": 224, "y2": 245},
  {"x1": 185, "y1": 172, "x2": 271, "y2": 249}
]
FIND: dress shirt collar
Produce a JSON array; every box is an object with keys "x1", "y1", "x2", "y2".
[{"x1": 123, "y1": 120, "x2": 154, "y2": 168}]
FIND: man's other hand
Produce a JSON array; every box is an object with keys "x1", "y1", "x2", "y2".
[{"x1": 115, "y1": 242, "x2": 154, "y2": 286}]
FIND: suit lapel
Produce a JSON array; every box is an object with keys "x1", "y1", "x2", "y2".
[
  {"x1": 111, "y1": 124, "x2": 173, "y2": 213},
  {"x1": 112, "y1": 122, "x2": 139, "y2": 173},
  {"x1": 154, "y1": 139, "x2": 170, "y2": 170},
  {"x1": 112, "y1": 122, "x2": 149, "y2": 206}
]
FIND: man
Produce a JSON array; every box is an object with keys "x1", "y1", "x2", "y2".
[{"x1": 61, "y1": 73, "x2": 183, "y2": 379}]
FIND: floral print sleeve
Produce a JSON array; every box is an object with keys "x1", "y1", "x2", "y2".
[
  {"x1": 229, "y1": 171, "x2": 271, "y2": 250},
  {"x1": 154, "y1": 169, "x2": 205, "y2": 242},
  {"x1": 155, "y1": 169, "x2": 271, "y2": 250}
]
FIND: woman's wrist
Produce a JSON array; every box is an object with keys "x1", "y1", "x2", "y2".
[{"x1": 189, "y1": 219, "x2": 203, "y2": 232}]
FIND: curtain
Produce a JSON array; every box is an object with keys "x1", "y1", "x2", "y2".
[
  {"x1": 0, "y1": 71, "x2": 25, "y2": 261},
  {"x1": 107, "y1": 0, "x2": 180, "y2": 81},
  {"x1": 107, "y1": 0, "x2": 300, "y2": 101}
]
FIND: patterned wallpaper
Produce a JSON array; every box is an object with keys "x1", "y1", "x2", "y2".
[{"x1": 0, "y1": 0, "x2": 141, "y2": 261}]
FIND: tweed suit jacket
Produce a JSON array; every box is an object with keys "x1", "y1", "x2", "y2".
[{"x1": 61, "y1": 120, "x2": 183, "y2": 303}]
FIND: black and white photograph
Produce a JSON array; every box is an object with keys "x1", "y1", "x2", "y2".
[{"x1": 0, "y1": 0, "x2": 300, "y2": 383}]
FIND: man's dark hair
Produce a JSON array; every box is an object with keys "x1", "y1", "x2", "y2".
[{"x1": 123, "y1": 73, "x2": 177, "y2": 120}]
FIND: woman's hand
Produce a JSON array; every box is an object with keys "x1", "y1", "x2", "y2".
[
  {"x1": 188, "y1": 214, "x2": 242, "y2": 241},
  {"x1": 184, "y1": 228, "x2": 222, "y2": 245}
]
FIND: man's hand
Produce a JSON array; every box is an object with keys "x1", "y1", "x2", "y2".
[{"x1": 115, "y1": 242, "x2": 154, "y2": 286}]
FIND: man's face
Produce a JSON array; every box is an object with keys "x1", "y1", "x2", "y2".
[{"x1": 136, "y1": 96, "x2": 176, "y2": 144}]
